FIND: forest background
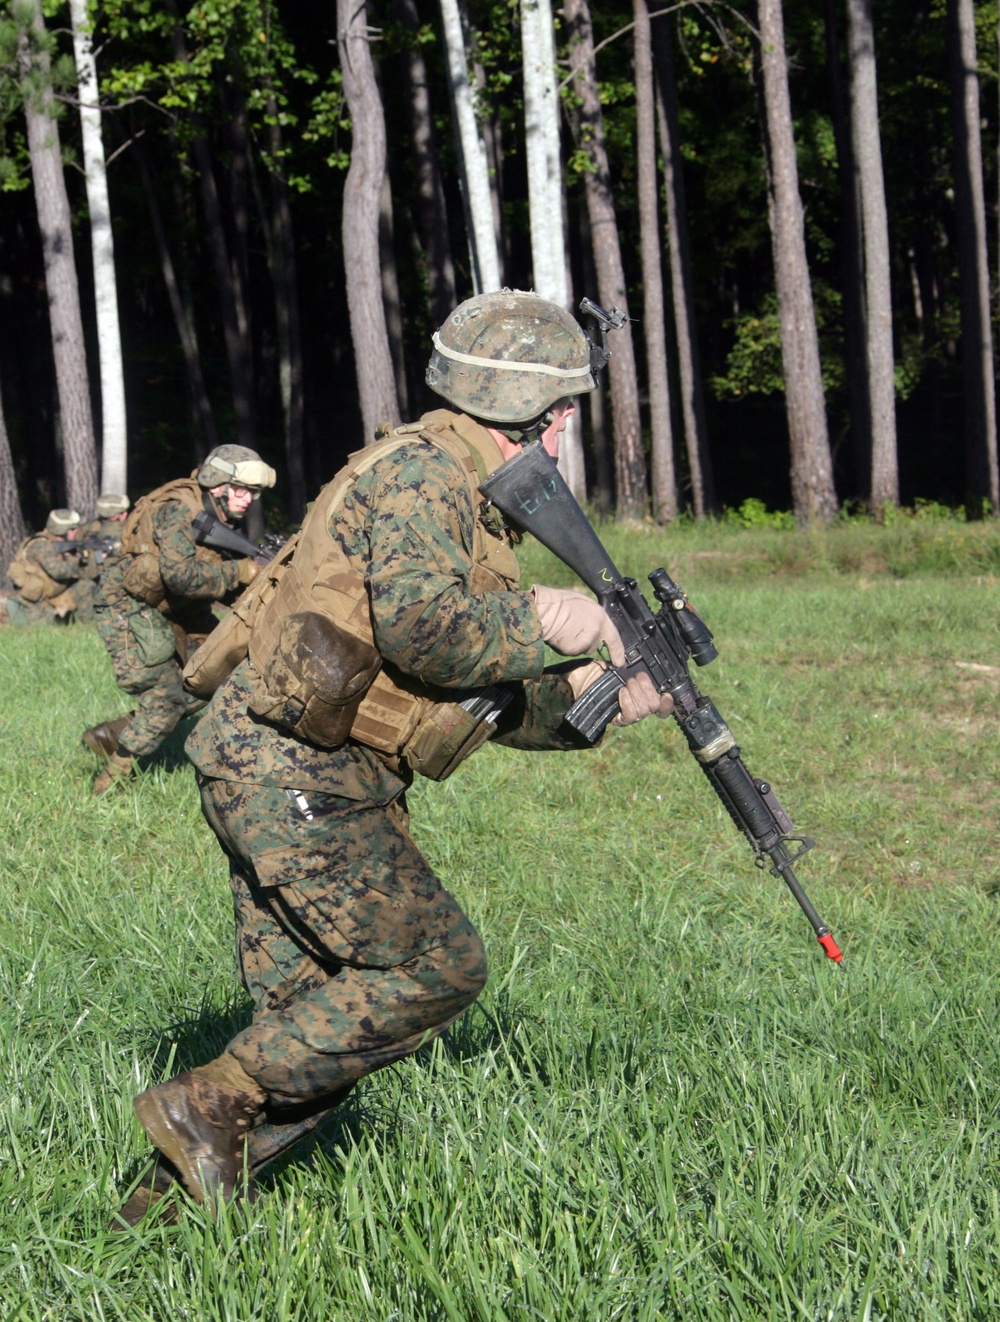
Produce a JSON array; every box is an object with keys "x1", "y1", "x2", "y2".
[{"x1": 0, "y1": 0, "x2": 998, "y2": 567}]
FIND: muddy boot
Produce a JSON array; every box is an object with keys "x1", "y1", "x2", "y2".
[
  {"x1": 133, "y1": 1054, "x2": 267, "y2": 1205},
  {"x1": 109, "y1": 1152, "x2": 183, "y2": 1230},
  {"x1": 91, "y1": 751, "x2": 135, "y2": 796},
  {"x1": 83, "y1": 715, "x2": 134, "y2": 761}
]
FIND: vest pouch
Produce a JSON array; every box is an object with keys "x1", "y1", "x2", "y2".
[
  {"x1": 11, "y1": 565, "x2": 46, "y2": 603},
  {"x1": 182, "y1": 611, "x2": 250, "y2": 699},
  {"x1": 129, "y1": 605, "x2": 178, "y2": 666},
  {"x1": 248, "y1": 611, "x2": 381, "y2": 748},
  {"x1": 404, "y1": 702, "x2": 496, "y2": 782},
  {"x1": 122, "y1": 552, "x2": 166, "y2": 606}
]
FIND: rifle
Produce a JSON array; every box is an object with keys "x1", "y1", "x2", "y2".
[
  {"x1": 479, "y1": 440, "x2": 843, "y2": 964},
  {"x1": 53, "y1": 532, "x2": 120, "y2": 565},
  {"x1": 191, "y1": 511, "x2": 285, "y2": 564}
]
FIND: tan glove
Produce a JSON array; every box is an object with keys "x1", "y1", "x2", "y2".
[
  {"x1": 236, "y1": 557, "x2": 260, "y2": 586},
  {"x1": 614, "y1": 671, "x2": 674, "y2": 726},
  {"x1": 532, "y1": 585, "x2": 626, "y2": 665},
  {"x1": 566, "y1": 661, "x2": 673, "y2": 725}
]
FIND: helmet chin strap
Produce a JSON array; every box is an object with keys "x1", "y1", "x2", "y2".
[{"x1": 491, "y1": 409, "x2": 554, "y2": 445}]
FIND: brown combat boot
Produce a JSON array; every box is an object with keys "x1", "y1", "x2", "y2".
[
  {"x1": 133, "y1": 1054, "x2": 267, "y2": 1205},
  {"x1": 82, "y1": 714, "x2": 133, "y2": 761},
  {"x1": 92, "y1": 751, "x2": 135, "y2": 796}
]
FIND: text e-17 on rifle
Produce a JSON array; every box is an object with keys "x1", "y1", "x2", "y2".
[{"x1": 479, "y1": 440, "x2": 843, "y2": 964}]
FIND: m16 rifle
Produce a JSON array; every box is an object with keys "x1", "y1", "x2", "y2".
[
  {"x1": 191, "y1": 511, "x2": 286, "y2": 565},
  {"x1": 479, "y1": 440, "x2": 843, "y2": 964},
  {"x1": 53, "y1": 532, "x2": 120, "y2": 566}
]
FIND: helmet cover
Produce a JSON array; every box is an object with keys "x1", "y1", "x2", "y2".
[
  {"x1": 46, "y1": 508, "x2": 82, "y2": 534},
  {"x1": 197, "y1": 445, "x2": 276, "y2": 494},
  {"x1": 95, "y1": 492, "x2": 131, "y2": 518},
  {"x1": 425, "y1": 290, "x2": 596, "y2": 424}
]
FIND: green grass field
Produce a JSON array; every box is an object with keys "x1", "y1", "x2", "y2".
[{"x1": 0, "y1": 518, "x2": 998, "y2": 1320}]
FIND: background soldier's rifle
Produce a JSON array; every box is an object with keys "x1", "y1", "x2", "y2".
[
  {"x1": 479, "y1": 441, "x2": 843, "y2": 964},
  {"x1": 52, "y1": 533, "x2": 120, "y2": 566},
  {"x1": 191, "y1": 511, "x2": 285, "y2": 564}
]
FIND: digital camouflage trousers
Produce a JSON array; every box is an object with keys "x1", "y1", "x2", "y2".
[
  {"x1": 197, "y1": 776, "x2": 488, "y2": 1125},
  {"x1": 93, "y1": 604, "x2": 202, "y2": 757}
]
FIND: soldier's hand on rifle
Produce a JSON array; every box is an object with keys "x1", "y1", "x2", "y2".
[
  {"x1": 237, "y1": 557, "x2": 260, "y2": 586},
  {"x1": 532, "y1": 585, "x2": 626, "y2": 665},
  {"x1": 613, "y1": 671, "x2": 673, "y2": 726},
  {"x1": 565, "y1": 660, "x2": 673, "y2": 726}
]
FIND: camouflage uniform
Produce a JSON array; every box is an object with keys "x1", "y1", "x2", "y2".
[
  {"x1": 94, "y1": 493, "x2": 246, "y2": 759},
  {"x1": 4, "y1": 532, "x2": 99, "y2": 625},
  {"x1": 184, "y1": 420, "x2": 590, "y2": 1144}
]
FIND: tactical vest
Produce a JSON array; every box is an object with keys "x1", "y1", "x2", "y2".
[
  {"x1": 118, "y1": 477, "x2": 227, "y2": 606},
  {"x1": 8, "y1": 534, "x2": 61, "y2": 603},
  {"x1": 184, "y1": 412, "x2": 522, "y2": 778}
]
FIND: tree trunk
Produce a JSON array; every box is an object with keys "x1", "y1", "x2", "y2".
[
  {"x1": 17, "y1": 0, "x2": 98, "y2": 517},
  {"x1": 650, "y1": 5, "x2": 715, "y2": 516},
  {"x1": 338, "y1": 0, "x2": 400, "y2": 443},
  {"x1": 579, "y1": 201, "x2": 613, "y2": 512},
  {"x1": 0, "y1": 378, "x2": 27, "y2": 584},
  {"x1": 131, "y1": 134, "x2": 220, "y2": 459},
  {"x1": 520, "y1": 0, "x2": 585, "y2": 498},
  {"x1": 439, "y1": 0, "x2": 502, "y2": 292},
  {"x1": 69, "y1": 0, "x2": 127, "y2": 498},
  {"x1": 564, "y1": 0, "x2": 647, "y2": 522},
  {"x1": 263, "y1": 93, "x2": 306, "y2": 521},
  {"x1": 948, "y1": 0, "x2": 999, "y2": 514},
  {"x1": 380, "y1": 171, "x2": 410, "y2": 418},
  {"x1": 635, "y1": 0, "x2": 676, "y2": 523},
  {"x1": 757, "y1": 0, "x2": 838, "y2": 524},
  {"x1": 846, "y1": 0, "x2": 898, "y2": 513},
  {"x1": 823, "y1": 0, "x2": 870, "y2": 500},
  {"x1": 393, "y1": 0, "x2": 456, "y2": 327}
]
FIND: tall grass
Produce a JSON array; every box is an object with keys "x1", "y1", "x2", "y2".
[{"x1": 0, "y1": 526, "x2": 998, "y2": 1319}]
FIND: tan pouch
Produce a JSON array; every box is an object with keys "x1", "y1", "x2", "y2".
[
  {"x1": 248, "y1": 611, "x2": 382, "y2": 747},
  {"x1": 183, "y1": 608, "x2": 251, "y2": 699},
  {"x1": 122, "y1": 552, "x2": 166, "y2": 606},
  {"x1": 404, "y1": 702, "x2": 497, "y2": 781},
  {"x1": 49, "y1": 588, "x2": 76, "y2": 619},
  {"x1": 14, "y1": 570, "x2": 46, "y2": 604}
]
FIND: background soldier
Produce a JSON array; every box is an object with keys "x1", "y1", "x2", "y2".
[
  {"x1": 84, "y1": 445, "x2": 276, "y2": 796},
  {"x1": 80, "y1": 492, "x2": 132, "y2": 564},
  {"x1": 117, "y1": 291, "x2": 671, "y2": 1224},
  {"x1": 1, "y1": 508, "x2": 99, "y2": 626}
]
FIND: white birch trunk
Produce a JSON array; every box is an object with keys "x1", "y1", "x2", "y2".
[
  {"x1": 439, "y1": 0, "x2": 501, "y2": 294},
  {"x1": 846, "y1": 0, "x2": 897, "y2": 511},
  {"x1": 520, "y1": 0, "x2": 585, "y2": 496},
  {"x1": 69, "y1": 0, "x2": 127, "y2": 497}
]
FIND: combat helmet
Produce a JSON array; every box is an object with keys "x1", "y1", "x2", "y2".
[
  {"x1": 196, "y1": 445, "x2": 276, "y2": 497},
  {"x1": 426, "y1": 290, "x2": 596, "y2": 426},
  {"x1": 95, "y1": 492, "x2": 130, "y2": 518},
  {"x1": 46, "y1": 508, "x2": 82, "y2": 534}
]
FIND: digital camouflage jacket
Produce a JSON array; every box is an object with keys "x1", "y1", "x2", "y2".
[{"x1": 187, "y1": 412, "x2": 590, "y2": 801}]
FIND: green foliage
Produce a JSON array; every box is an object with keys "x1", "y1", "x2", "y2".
[
  {"x1": 723, "y1": 497, "x2": 796, "y2": 531},
  {"x1": 711, "y1": 285, "x2": 845, "y2": 400},
  {"x1": 2, "y1": 545, "x2": 1000, "y2": 1317}
]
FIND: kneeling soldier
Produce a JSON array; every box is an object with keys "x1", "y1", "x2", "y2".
[{"x1": 2, "y1": 509, "x2": 99, "y2": 626}]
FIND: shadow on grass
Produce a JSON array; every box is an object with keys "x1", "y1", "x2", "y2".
[{"x1": 120, "y1": 989, "x2": 528, "y2": 1199}]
